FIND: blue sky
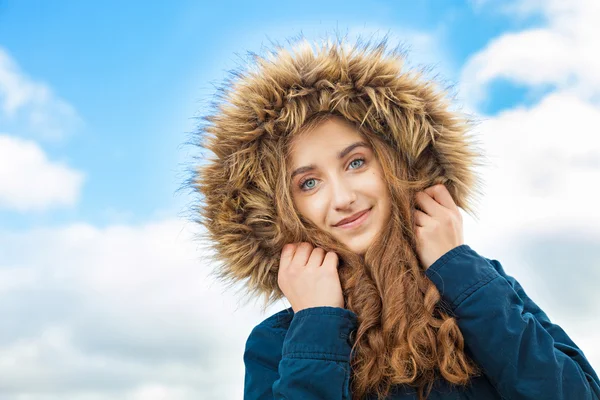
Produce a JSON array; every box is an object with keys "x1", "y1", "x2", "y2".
[
  {"x1": 1, "y1": 0, "x2": 599, "y2": 398},
  {"x1": 0, "y1": 0, "x2": 547, "y2": 230}
]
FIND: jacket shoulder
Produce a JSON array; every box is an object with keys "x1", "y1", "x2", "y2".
[
  {"x1": 258, "y1": 306, "x2": 295, "y2": 331},
  {"x1": 248, "y1": 306, "x2": 294, "y2": 340},
  {"x1": 244, "y1": 307, "x2": 294, "y2": 372},
  {"x1": 483, "y1": 256, "x2": 505, "y2": 274}
]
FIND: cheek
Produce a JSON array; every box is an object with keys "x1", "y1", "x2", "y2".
[
  {"x1": 295, "y1": 197, "x2": 329, "y2": 226},
  {"x1": 364, "y1": 172, "x2": 392, "y2": 212},
  {"x1": 363, "y1": 171, "x2": 387, "y2": 192}
]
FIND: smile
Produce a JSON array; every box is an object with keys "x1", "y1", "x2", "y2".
[{"x1": 335, "y1": 207, "x2": 372, "y2": 230}]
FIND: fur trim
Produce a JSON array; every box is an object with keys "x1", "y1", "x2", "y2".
[{"x1": 191, "y1": 36, "x2": 488, "y2": 304}]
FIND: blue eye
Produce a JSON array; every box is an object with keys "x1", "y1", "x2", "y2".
[
  {"x1": 298, "y1": 157, "x2": 366, "y2": 192},
  {"x1": 349, "y1": 158, "x2": 364, "y2": 169},
  {"x1": 301, "y1": 178, "x2": 316, "y2": 190}
]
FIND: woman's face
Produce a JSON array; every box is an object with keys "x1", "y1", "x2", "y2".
[{"x1": 288, "y1": 116, "x2": 392, "y2": 255}]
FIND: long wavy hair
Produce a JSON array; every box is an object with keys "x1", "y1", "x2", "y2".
[
  {"x1": 189, "y1": 36, "x2": 489, "y2": 400},
  {"x1": 275, "y1": 112, "x2": 483, "y2": 400}
]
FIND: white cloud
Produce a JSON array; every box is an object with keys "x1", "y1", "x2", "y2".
[
  {"x1": 454, "y1": 0, "x2": 600, "y2": 379},
  {"x1": 0, "y1": 47, "x2": 86, "y2": 212},
  {"x1": 0, "y1": 47, "x2": 83, "y2": 142},
  {"x1": 0, "y1": 266, "x2": 37, "y2": 294},
  {"x1": 0, "y1": 134, "x2": 85, "y2": 212},
  {"x1": 0, "y1": 217, "x2": 597, "y2": 399},
  {"x1": 0, "y1": 211, "x2": 596, "y2": 400},
  {"x1": 459, "y1": 0, "x2": 600, "y2": 237},
  {"x1": 461, "y1": 0, "x2": 600, "y2": 108},
  {"x1": 0, "y1": 218, "x2": 285, "y2": 399},
  {"x1": 468, "y1": 91, "x2": 600, "y2": 234}
]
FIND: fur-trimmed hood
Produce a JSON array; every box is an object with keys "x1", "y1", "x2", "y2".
[{"x1": 192, "y1": 36, "x2": 487, "y2": 306}]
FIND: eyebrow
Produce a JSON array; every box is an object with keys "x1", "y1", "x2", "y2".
[{"x1": 290, "y1": 141, "x2": 370, "y2": 180}]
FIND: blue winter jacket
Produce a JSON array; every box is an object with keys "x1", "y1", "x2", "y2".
[{"x1": 243, "y1": 244, "x2": 600, "y2": 399}]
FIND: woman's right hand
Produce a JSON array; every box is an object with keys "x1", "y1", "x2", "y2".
[{"x1": 277, "y1": 242, "x2": 344, "y2": 313}]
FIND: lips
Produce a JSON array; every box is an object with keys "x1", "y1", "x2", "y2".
[{"x1": 334, "y1": 208, "x2": 371, "y2": 227}]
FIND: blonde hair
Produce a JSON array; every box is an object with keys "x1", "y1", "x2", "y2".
[
  {"x1": 190, "y1": 35, "x2": 490, "y2": 399},
  {"x1": 276, "y1": 112, "x2": 482, "y2": 399}
]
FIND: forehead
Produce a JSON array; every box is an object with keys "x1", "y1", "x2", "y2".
[{"x1": 289, "y1": 117, "x2": 364, "y2": 156}]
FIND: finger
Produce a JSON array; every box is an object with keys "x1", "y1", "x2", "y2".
[
  {"x1": 278, "y1": 244, "x2": 297, "y2": 280},
  {"x1": 423, "y1": 184, "x2": 459, "y2": 213},
  {"x1": 415, "y1": 191, "x2": 444, "y2": 218},
  {"x1": 307, "y1": 247, "x2": 326, "y2": 267},
  {"x1": 292, "y1": 242, "x2": 313, "y2": 267},
  {"x1": 322, "y1": 251, "x2": 339, "y2": 270},
  {"x1": 412, "y1": 208, "x2": 431, "y2": 227},
  {"x1": 280, "y1": 243, "x2": 297, "y2": 264}
]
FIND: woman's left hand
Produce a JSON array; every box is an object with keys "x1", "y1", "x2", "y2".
[{"x1": 412, "y1": 184, "x2": 464, "y2": 270}]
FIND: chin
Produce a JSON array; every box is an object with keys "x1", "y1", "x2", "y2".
[
  {"x1": 335, "y1": 229, "x2": 377, "y2": 256},
  {"x1": 346, "y1": 239, "x2": 371, "y2": 256},
  {"x1": 333, "y1": 212, "x2": 380, "y2": 255}
]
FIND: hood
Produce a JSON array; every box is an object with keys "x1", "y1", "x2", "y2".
[{"x1": 192, "y1": 36, "x2": 487, "y2": 306}]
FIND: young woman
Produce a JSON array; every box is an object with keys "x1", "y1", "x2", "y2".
[{"x1": 192, "y1": 36, "x2": 600, "y2": 399}]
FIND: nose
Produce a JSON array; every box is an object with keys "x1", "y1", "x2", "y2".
[{"x1": 330, "y1": 176, "x2": 357, "y2": 210}]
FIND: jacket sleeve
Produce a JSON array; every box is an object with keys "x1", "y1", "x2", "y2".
[
  {"x1": 425, "y1": 244, "x2": 600, "y2": 400},
  {"x1": 244, "y1": 306, "x2": 358, "y2": 400}
]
